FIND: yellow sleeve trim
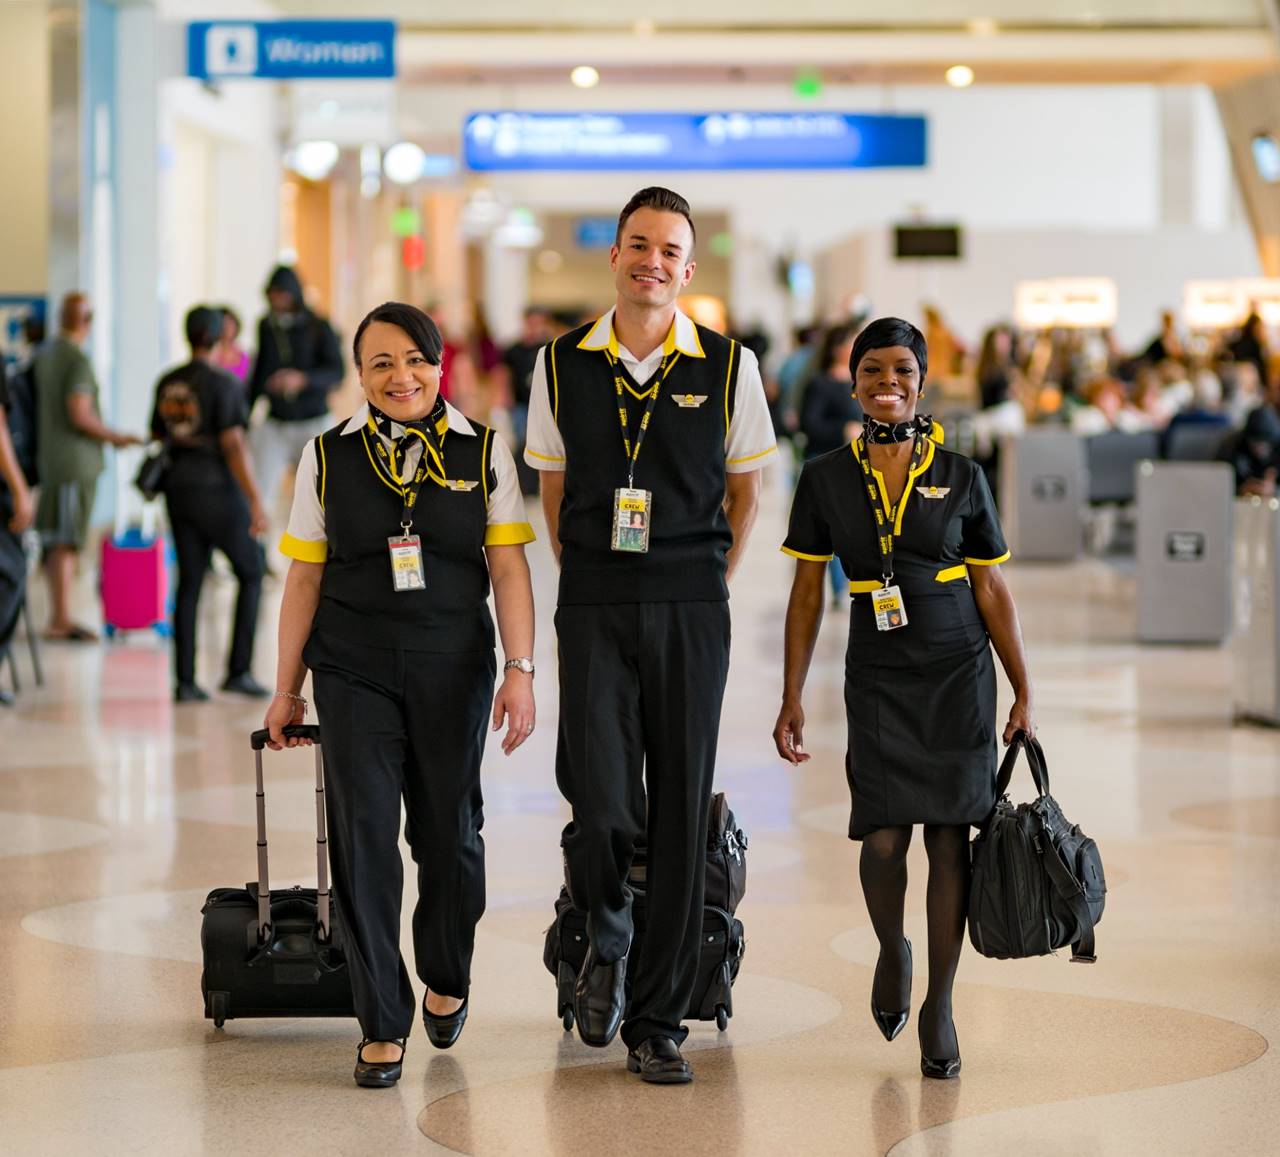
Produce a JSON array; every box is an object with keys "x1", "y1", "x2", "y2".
[
  {"x1": 481, "y1": 426, "x2": 493, "y2": 506},
  {"x1": 723, "y1": 340, "x2": 737, "y2": 430},
  {"x1": 935, "y1": 564, "x2": 969, "y2": 584},
  {"x1": 316, "y1": 435, "x2": 327, "y2": 509},
  {"x1": 526, "y1": 448, "x2": 566, "y2": 463},
  {"x1": 727, "y1": 445, "x2": 778, "y2": 466},
  {"x1": 781, "y1": 546, "x2": 834, "y2": 563},
  {"x1": 964, "y1": 551, "x2": 1011, "y2": 566},
  {"x1": 485, "y1": 522, "x2": 536, "y2": 546},
  {"x1": 849, "y1": 579, "x2": 883, "y2": 594},
  {"x1": 279, "y1": 533, "x2": 327, "y2": 563}
]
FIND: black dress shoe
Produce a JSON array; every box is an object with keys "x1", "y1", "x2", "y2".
[
  {"x1": 919, "y1": 1005, "x2": 960, "y2": 1080},
  {"x1": 354, "y1": 1038, "x2": 405, "y2": 1088},
  {"x1": 423, "y1": 996, "x2": 468, "y2": 1049},
  {"x1": 0, "y1": 688, "x2": 14, "y2": 707},
  {"x1": 174, "y1": 682, "x2": 210, "y2": 703},
  {"x1": 871, "y1": 938, "x2": 912, "y2": 1042},
  {"x1": 220, "y1": 672, "x2": 270, "y2": 698},
  {"x1": 573, "y1": 947, "x2": 627, "y2": 1048},
  {"x1": 626, "y1": 1036, "x2": 692, "y2": 1085}
]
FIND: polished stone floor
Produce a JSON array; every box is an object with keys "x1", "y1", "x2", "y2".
[{"x1": 1, "y1": 468, "x2": 1277, "y2": 1156}]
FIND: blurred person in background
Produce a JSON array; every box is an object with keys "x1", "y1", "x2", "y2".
[
  {"x1": 0, "y1": 365, "x2": 35, "y2": 705},
  {"x1": 151, "y1": 307, "x2": 268, "y2": 703},
  {"x1": 1068, "y1": 376, "x2": 1150, "y2": 435},
  {"x1": 774, "y1": 323, "x2": 821, "y2": 440},
  {"x1": 249, "y1": 266, "x2": 344, "y2": 517},
  {"x1": 1140, "y1": 309, "x2": 1184, "y2": 365},
  {"x1": 1162, "y1": 369, "x2": 1231, "y2": 457},
  {"x1": 798, "y1": 324, "x2": 862, "y2": 606},
  {"x1": 1229, "y1": 312, "x2": 1270, "y2": 388},
  {"x1": 972, "y1": 323, "x2": 1025, "y2": 499},
  {"x1": 922, "y1": 304, "x2": 965, "y2": 382},
  {"x1": 213, "y1": 305, "x2": 251, "y2": 383},
  {"x1": 501, "y1": 307, "x2": 555, "y2": 446},
  {"x1": 1220, "y1": 360, "x2": 1263, "y2": 428},
  {"x1": 1222, "y1": 402, "x2": 1280, "y2": 497},
  {"x1": 35, "y1": 292, "x2": 141, "y2": 642},
  {"x1": 1131, "y1": 368, "x2": 1176, "y2": 430}
]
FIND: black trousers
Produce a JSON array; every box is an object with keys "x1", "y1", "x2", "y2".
[
  {"x1": 164, "y1": 486, "x2": 264, "y2": 687},
  {"x1": 555, "y1": 601, "x2": 731, "y2": 1048},
  {"x1": 0, "y1": 495, "x2": 24, "y2": 667},
  {"x1": 305, "y1": 631, "x2": 494, "y2": 1041}
]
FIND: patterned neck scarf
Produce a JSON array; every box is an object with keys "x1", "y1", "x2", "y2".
[{"x1": 863, "y1": 414, "x2": 934, "y2": 444}]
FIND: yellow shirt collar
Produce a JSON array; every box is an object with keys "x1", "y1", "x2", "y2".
[{"x1": 577, "y1": 307, "x2": 706, "y2": 359}]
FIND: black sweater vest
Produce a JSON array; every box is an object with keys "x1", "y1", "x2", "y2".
[
  {"x1": 549, "y1": 321, "x2": 739, "y2": 605},
  {"x1": 312, "y1": 420, "x2": 496, "y2": 651}
]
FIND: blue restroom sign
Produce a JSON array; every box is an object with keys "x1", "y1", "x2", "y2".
[
  {"x1": 187, "y1": 21, "x2": 396, "y2": 81},
  {"x1": 464, "y1": 112, "x2": 927, "y2": 172}
]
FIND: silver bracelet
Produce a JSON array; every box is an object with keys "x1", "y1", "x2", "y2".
[{"x1": 274, "y1": 690, "x2": 309, "y2": 708}]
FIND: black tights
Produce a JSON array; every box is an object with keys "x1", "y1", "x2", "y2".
[{"x1": 859, "y1": 823, "x2": 969, "y2": 1057}]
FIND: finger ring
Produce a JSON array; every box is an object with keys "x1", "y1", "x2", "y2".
[{"x1": 524, "y1": 724, "x2": 534, "y2": 733}]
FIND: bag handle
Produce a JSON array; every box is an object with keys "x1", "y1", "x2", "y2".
[
  {"x1": 248, "y1": 726, "x2": 330, "y2": 943},
  {"x1": 994, "y1": 730, "x2": 1050, "y2": 800},
  {"x1": 1036, "y1": 831, "x2": 1098, "y2": 963}
]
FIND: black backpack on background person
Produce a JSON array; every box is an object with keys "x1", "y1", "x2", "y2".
[
  {"x1": 3, "y1": 363, "x2": 38, "y2": 486},
  {"x1": 968, "y1": 732, "x2": 1106, "y2": 963}
]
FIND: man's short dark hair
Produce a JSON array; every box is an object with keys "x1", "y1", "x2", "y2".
[
  {"x1": 849, "y1": 317, "x2": 929, "y2": 385},
  {"x1": 615, "y1": 186, "x2": 696, "y2": 255},
  {"x1": 186, "y1": 306, "x2": 224, "y2": 351}
]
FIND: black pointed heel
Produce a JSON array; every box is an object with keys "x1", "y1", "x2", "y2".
[
  {"x1": 870, "y1": 938, "x2": 912, "y2": 1042},
  {"x1": 918, "y1": 1005, "x2": 961, "y2": 1079},
  {"x1": 354, "y1": 1038, "x2": 406, "y2": 1087}
]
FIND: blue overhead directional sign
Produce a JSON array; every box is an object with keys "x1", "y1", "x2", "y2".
[
  {"x1": 187, "y1": 21, "x2": 396, "y2": 81},
  {"x1": 463, "y1": 112, "x2": 926, "y2": 172}
]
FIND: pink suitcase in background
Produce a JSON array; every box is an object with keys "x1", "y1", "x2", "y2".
[
  {"x1": 101, "y1": 450, "x2": 171, "y2": 638},
  {"x1": 100, "y1": 527, "x2": 170, "y2": 637}
]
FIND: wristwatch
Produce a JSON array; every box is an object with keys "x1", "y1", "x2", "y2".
[{"x1": 504, "y1": 656, "x2": 535, "y2": 676}]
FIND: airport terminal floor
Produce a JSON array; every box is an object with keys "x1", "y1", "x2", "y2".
[{"x1": 1, "y1": 471, "x2": 1278, "y2": 1156}]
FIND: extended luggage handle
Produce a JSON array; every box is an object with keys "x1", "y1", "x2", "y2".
[
  {"x1": 994, "y1": 730, "x2": 1050, "y2": 801},
  {"x1": 248, "y1": 726, "x2": 330, "y2": 943}
]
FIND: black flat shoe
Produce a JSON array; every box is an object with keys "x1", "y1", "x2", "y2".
[
  {"x1": 354, "y1": 1038, "x2": 405, "y2": 1088},
  {"x1": 174, "y1": 682, "x2": 210, "y2": 703},
  {"x1": 423, "y1": 995, "x2": 468, "y2": 1049},
  {"x1": 220, "y1": 672, "x2": 270, "y2": 698},
  {"x1": 871, "y1": 938, "x2": 912, "y2": 1042},
  {"x1": 626, "y1": 1036, "x2": 692, "y2": 1085},
  {"x1": 574, "y1": 946, "x2": 627, "y2": 1048}
]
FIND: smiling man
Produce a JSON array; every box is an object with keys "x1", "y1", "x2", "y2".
[{"x1": 525, "y1": 187, "x2": 777, "y2": 1083}]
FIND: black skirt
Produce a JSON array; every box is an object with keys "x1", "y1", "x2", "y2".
[{"x1": 843, "y1": 583, "x2": 997, "y2": 839}]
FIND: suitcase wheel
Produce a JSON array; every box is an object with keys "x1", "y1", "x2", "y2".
[
  {"x1": 209, "y1": 991, "x2": 228, "y2": 1028},
  {"x1": 561, "y1": 1007, "x2": 575, "y2": 1033},
  {"x1": 715, "y1": 1006, "x2": 728, "y2": 1032}
]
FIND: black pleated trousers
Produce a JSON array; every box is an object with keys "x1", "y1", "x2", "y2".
[
  {"x1": 305, "y1": 631, "x2": 493, "y2": 1042},
  {"x1": 554, "y1": 600, "x2": 731, "y2": 1048},
  {"x1": 164, "y1": 485, "x2": 264, "y2": 687}
]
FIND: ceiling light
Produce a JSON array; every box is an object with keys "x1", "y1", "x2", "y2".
[
  {"x1": 383, "y1": 141, "x2": 426, "y2": 186},
  {"x1": 570, "y1": 65, "x2": 600, "y2": 89},
  {"x1": 967, "y1": 18, "x2": 998, "y2": 36},
  {"x1": 633, "y1": 19, "x2": 656, "y2": 36},
  {"x1": 945, "y1": 65, "x2": 975, "y2": 89},
  {"x1": 289, "y1": 140, "x2": 340, "y2": 181},
  {"x1": 536, "y1": 249, "x2": 564, "y2": 273}
]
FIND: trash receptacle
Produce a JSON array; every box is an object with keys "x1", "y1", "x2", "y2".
[
  {"x1": 1232, "y1": 496, "x2": 1280, "y2": 724},
  {"x1": 998, "y1": 430, "x2": 1084, "y2": 561},
  {"x1": 1136, "y1": 461, "x2": 1233, "y2": 644}
]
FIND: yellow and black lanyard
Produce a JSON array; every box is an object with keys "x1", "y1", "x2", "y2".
[
  {"x1": 607, "y1": 350, "x2": 681, "y2": 487},
  {"x1": 854, "y1": 434, "x2": 927, "y2": 585},
  {"x1": 362, "y1": 414, "x2": 450, "y2": 533}
]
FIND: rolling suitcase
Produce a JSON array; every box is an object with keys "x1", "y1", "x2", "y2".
[
  {"x1": 543, "y1": 791, "x2": 748, "y2": 1032},
  {"x1": 200, "y1": 725, "x2": 355, "y2": 1026},
  {"x1": 101, "y1": 452, "x2": 169, "y2": 637}
]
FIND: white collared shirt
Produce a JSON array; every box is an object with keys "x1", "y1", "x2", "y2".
[
  {"x1": 280, "y1": 399, "x2": 533, "y2": 559},
  {"x1": 524, "y1": 307, "x2": 778, "y2": 473}
]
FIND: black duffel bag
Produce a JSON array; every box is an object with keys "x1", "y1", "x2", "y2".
[
  {"x1": 629, "y1": 791, "x2": 747, "y2": 913},
  {"x1": 968, "y1": 732, "x2": 1106, "y2": 963},
  {"x1": 200, "y1": 726, "x2": 355, "y2": 1026}
]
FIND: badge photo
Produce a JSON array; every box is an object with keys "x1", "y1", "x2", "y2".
[{"x1": 612, "y1": 487, "x2": 652, "y2": 553}]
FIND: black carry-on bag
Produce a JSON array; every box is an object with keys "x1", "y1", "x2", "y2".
[
  {"x1": 200, "y1": 726, "x2": 355, "y2": 1026},
  {"x1": 968, "y1": 732, "x2": 1107, "y2": 964},
  {"x1": 543, "y1": 791, "x2": 748, "y2": 1032}
]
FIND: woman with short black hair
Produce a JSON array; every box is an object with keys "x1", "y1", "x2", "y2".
[
  {"x1": 773, "y1": 316, "x2": 1036, "y2": 1080},
  {"x1": 264, "y1": 301, "x2": 537, "y2": 1087}
]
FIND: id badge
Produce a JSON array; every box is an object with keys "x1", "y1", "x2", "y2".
[
  {"x1": 611, "y1": 488, "x2": 652, "y2": 553},
  {"x1": 387, "y1": 534, "x2": 425, "y2": 592},
  {"x1": 872, "y1": 584, "x2": 908, "y2": 632}
]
